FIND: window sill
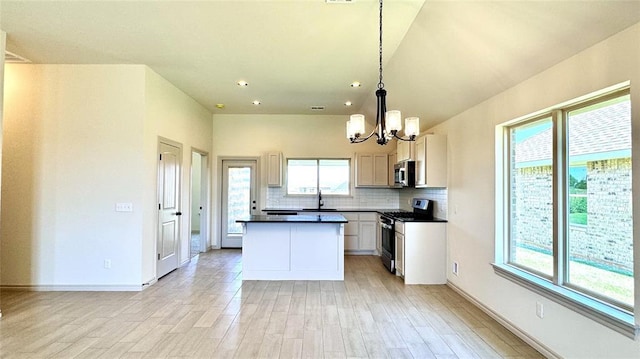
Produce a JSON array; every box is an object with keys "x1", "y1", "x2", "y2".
[{"x1": 492, "y1": 263, "x2": 638, "y2": 339}]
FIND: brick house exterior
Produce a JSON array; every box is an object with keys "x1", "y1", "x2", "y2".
[{"x1": 511, "y1": 99, "x2": 632, "y2": 274}]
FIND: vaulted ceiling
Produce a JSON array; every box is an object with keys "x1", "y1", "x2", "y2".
[{"x1": 2, "y1": 0, "x2": 640, "y2": 129}]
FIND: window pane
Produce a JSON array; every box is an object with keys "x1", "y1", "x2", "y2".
[
  {"x1": 509, "y1": 118, "x2": 554, "y2": 277},
  {"x1": 287, "y1": 159, "x2": 318, "y2": 195},
  {"x1": 227, "y1": 167, "x2": 251, "y2": 234},
  {"x1": 566, "y1": 94, "x2": 633, "y2": 307},
  {"x1": 319, "y1": 159, "x2": 350, "y2": 195}
]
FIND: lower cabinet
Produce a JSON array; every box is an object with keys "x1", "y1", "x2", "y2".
[
  {"x1": 395, "y1": 231, "x2": 405, "y2": 276},
  {"x1": 342, "y1": 212, "x2": 377, "y2": 254},
  {"x1": 395, "y1": 222, "x2": 447, "y2": 284}
]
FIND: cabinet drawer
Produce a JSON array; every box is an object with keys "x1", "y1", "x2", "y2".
[{"x1": 359, "y1": 212, "x2": 377, "y2": 221}]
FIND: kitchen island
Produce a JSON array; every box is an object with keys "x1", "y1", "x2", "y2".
[{"x1": 236, "y1": 214, "x2": 348, "y2": 280}]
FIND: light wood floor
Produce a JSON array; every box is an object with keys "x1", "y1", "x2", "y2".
[{"x1": 0, "y1": 250, "x2": 544, "y2": 358}]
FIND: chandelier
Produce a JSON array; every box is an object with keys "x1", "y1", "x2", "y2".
[{"x1": 346, "y1": 0, "x2": 419, "y2": 145}]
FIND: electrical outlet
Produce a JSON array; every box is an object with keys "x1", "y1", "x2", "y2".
[
  {"x1": 452, "y1": 261, "x2": 459, "y2": 276},
  {"x1": 536, "y1": 302, "x2": 544, "y2": 318},
  {"x1": 115, "y1": 203, "x2": 133, "y2": 212},
  {"x1": 104, "y1": 259, "x2": 111, "y2": 269}
]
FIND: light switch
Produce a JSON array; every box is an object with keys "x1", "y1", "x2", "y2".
[{"x1": 115, "y1": 203, "x2": 133, "y2": 212}]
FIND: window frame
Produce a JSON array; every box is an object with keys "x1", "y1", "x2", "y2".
[
  {"x1": 285, "y1": 158, "x2": 352, "y2": 196},
  {"x1": 494, "y1": 84, "x2": 638, "y2": 339}
]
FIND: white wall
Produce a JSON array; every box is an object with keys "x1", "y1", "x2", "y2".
[
  {"x1": 433, "y1": 23, "x2": 640, "y2": 357},
  {"x1": 1, "y1": 30, "x2": 6, "y2": 315},
  {"x1": 142, "y1": 68, "x2": 212, "y2": 282},
  {"x1": 1, "y1": 64, "x2": 212, "y2": 289},
  {"x1": 2, "y1": 65, "x2": 147, "y2": 288}
]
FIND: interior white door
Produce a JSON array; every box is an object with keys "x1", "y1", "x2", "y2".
[
  {"x1": 221, "y1": 160, "x2": 257, "y2": 248},
  {"x1": 157, "y1": 141, "x2": 182, "y2": 278}
]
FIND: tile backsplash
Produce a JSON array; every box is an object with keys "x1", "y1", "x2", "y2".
[
  {"x1": 399, "y1": 187, "x2": 448, "y2": 219},
  {"x1": 266, "y1": 186, "x2": 447, "y2": 219}
]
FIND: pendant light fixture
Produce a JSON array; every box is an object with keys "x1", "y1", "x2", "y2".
[{"x1": 346, "y1": 0, "x2": 419, "y2": 145}]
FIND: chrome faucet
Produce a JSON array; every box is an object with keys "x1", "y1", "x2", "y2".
[{"x1": 318, "y1": 190, "x2": 324, "y2": 210}]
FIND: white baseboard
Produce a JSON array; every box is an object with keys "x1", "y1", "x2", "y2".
[
  {"x1": 0, "y1": 284, "x2": 144, "y2": 292},
  {"x1": 447, "y1": 281, "x2": 560, "y2": 359}
]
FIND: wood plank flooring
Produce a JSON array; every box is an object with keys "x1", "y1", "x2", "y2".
[{"x1": 0, "y1": 250, "x2": 544, "y2": 358}]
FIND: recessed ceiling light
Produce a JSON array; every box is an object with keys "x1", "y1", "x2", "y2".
[
  {"x1": 237, "y1": 80, "x2": 248, "y2": 87},
  {"x1": 216, "y1": 104, "x2": 225, "y2": 109},
  {"x1": 252, "y1": 100, "x2": 261, "y2": 105},
  {"x1": 345, "y1": 101, "x2": 353, "y2": 106},
  {"x1": 350, "y1": 82, "x2": 361, "y2": 88}
]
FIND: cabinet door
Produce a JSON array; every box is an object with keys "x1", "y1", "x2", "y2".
[
  {"x1": 373, "y1": 154, "x2": 388, "y2": 186},
  {"x1": 396, "y1": 141, "x2": 414, "y2": 161},
  {"x1": 415, "y1": 135, "x2": 448, "y2": 188},
  {"x1": 344, "y1": 235, "x2": 359, "y2": 251},
  {"x1": 388, "y1": 152, "x2": 397, "y2": 187},
  {"x1": 425, "y1": 135, "x2": 448, "y2": 187},
  {"x1": 355, "y1": 153, "x2": 374, "y2": 186},
  {"x1": 267, "y1": 152, "x2": 282, "y2": 187},
  {"x1": 359, "y1": 221, "x2": 376, "y2": 250},
  {"x1": 414, "y1": 136, "x2": 426, "y2": 186},
  {"x1": 342, "y1": 213, "x2": 359, "y2": 236}
]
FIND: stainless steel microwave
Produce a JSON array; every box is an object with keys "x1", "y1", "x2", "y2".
[{"x1": 393, "y1": 160, "x2": 415, "y2": 187}]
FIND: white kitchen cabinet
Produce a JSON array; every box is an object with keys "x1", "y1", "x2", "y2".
[
  {"x1": 355, "y1": 153, "x2": 388, "y2": 187},
  {"x1": 358, "y1": 213, "x2": 377, "y2": 251},
  {"x1": 339, "y1": 212, "x2": 377, "y2": 254},
  {"x1": 397, "y1": 222, "x2": 447, "y2": 284},
  {"x1": 387, "y1": 151, "x2": 397, "y2": 187},
  {"x1": 396, "y1": 140, "x2": 414, "y2": 162},
  {"x1": 342, "y1": 212, "x2": 359, "y2": 251},
  {"x1": 414, "y1": 134, "x2": 447, "y2": 188},
  {"x1": 395, "y1": 231, "x2": 405, "y2": 276},
  {"x1": 267, "y1": 152, "x2": 283, "y2": 187}
]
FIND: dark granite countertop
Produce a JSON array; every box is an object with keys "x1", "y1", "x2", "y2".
[
  {"x1": 261, "y1": 208, "x2": 399, "y2": 214},
  {"x1": 396, "y1": 217, "x2": 448, "y2": 223},
  {"x1": 236, "y1": 214, "x2": 348, "y2": 224}
]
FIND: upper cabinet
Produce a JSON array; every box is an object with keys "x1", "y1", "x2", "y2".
[
  {"x1": 267, "y1": 152, "x2": 283, "y2": 187},
  {"x1": 355, "y1": 153, "x2": 388, "y2": 187},
  {"x1": 387, "y1": 151, "x2": 397, "y2": 188},
  {"x1": 414, "y1": 134, "x2": 447, "y2": 187},
  {"x1": 396, "y1": 140, "x2": 415, "y2": 162}
]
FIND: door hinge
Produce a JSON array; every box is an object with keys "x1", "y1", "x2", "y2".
[
  {"x1": 158, "y1": 253, "x2": 160, "y2": 260},
  {"x1": 159, "y1": 154, "x2": 162, "y2": 161},
  {"x1": 158, "y1": 203, "x2": 161, "y2": 210}
]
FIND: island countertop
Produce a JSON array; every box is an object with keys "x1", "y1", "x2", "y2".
[{"x1": 236, "y1": 214, "x2": 348, "y2": 224}]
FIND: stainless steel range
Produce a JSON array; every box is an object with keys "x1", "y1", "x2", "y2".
[{"x1": 379, "y1": 198, "x2": 434, "y2": 273}]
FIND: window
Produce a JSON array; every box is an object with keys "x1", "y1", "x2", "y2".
[
  {"x1": 287, "y1": 159, "x2": 350, "y2": 195},
  {"x1": 496, "y1": 87, "x2": 634, "y2": 334}
]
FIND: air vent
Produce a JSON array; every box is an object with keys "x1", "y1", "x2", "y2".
[
  {"x1": 311, "y1": 106, "x2": 325, "y2": 111},
  {"x1": 4, "y1": 51, "x2": 31, "y2": 63}
]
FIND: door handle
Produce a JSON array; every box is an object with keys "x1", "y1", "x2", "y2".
[{"x1": 173, "y1": 211, "x2": 182, "y2": 216}]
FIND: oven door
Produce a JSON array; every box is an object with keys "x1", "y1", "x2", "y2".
[{"x1": 380, "y1": 217, "x2": 395, "y2": 273}]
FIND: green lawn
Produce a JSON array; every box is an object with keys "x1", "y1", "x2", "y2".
[
  {"x1": 515, "y1": 247, "x2": 633, "y2": 307},
  {"x1": 569, "y1": 213, "x2": 587, "y2": 225}
]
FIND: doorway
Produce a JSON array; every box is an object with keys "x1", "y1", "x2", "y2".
[
  {"x1": 190, "y1": 150, "x2": 209, "y2": 258},
  {"x1": 221, "y1": 159, "x2": 257, "y2": 248},
  {"x1": 157, "y1": 140, "x2": 182, "y2": 278}
]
